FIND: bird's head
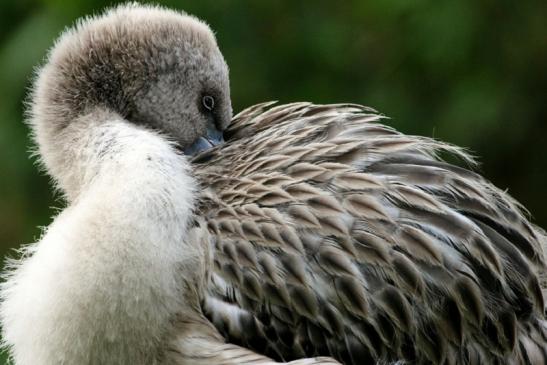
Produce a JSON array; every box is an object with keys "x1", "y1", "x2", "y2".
[{"x1": 31, "y1": 3, "x2": 231, "y2": 159}]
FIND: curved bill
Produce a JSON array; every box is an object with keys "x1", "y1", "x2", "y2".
[{"x1": 184, "y1": 125, "x2": 224, "y2": 156}]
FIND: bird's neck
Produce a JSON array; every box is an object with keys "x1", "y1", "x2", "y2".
[
  {"x1": 32, "y1": 106, "x2": 126, "y2": 201},
  {"x1": 2, "y1": 111, "x2": 209, "y2": 364}
]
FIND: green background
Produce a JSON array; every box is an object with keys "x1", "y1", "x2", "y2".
[{"x1": 0, "y1": 0, "x2": 546, "y2": 362}]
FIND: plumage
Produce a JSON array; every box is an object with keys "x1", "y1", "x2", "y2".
[
  {"x1": 1, "y1": 3, "x2": 545, "y2": 365},
  {"x1": 196, "y1": 102, "x2": 547, "y2": 364}
]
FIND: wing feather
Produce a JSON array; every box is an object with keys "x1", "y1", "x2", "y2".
[{"x1": 194, "y1": 103, "x2": 547, "y2": 364}]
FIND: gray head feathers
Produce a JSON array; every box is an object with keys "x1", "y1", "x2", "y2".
[{"x1": 30, "y1": 3, "x2": 231, "y2": 197}]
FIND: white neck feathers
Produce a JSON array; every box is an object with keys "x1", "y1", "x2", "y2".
[{"x1": 1, "y1": 113, "x2": 204, "y2": 364}]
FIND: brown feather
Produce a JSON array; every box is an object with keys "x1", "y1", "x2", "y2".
[{"x1": 195, "y1": 102, "x2": 547, "y2": 365}]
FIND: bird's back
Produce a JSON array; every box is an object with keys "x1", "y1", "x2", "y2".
[{"x1": 193, "y1": 102, "x2": 547, "y2": 364}]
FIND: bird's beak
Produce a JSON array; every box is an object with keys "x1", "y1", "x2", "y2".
[{"x1": 183, "y1": 124, "x2": 224, "y2": 156}]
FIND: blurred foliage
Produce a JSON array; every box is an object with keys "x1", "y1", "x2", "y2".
[{"x1": 0, "y1": 0, "x2": 546, "y2": 360}]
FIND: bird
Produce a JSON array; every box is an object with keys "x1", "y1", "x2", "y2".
[{"x1": 0, "y1": 3, "x2": 545, "y2": 365}]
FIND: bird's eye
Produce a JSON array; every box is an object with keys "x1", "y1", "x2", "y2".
[{"x1": 202, "y1": 95, "x2": 215, "y2": 111}]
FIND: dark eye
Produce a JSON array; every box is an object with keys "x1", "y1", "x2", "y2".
[{"x1": 202, "y1": 95, "x2": 215, "y2": 111}]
